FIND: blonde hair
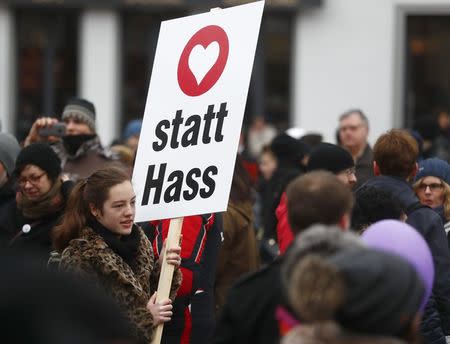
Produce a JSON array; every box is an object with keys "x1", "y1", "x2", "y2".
[{"x1": 413, "y1": 177, "x2": 450, "y2": 220}]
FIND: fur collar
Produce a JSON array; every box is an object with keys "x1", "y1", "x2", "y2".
[{"x1": 70, "y1": 225, "x2": 154, "y2": 295}]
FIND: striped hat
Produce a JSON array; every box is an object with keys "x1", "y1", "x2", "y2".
[{"x1": 61, "y1": 97, "x2": 96, "y2": 132}]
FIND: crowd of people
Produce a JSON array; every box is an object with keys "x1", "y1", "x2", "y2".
[{"x1": 1, "y1": 99, "x2": 450, "y2": 344}]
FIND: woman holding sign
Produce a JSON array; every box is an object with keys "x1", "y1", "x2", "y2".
[{"x1": 52, "y1": 166, "x2": 182, "y2": 343}]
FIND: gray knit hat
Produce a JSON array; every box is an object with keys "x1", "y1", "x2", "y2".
[
  {"x1": 61, "y1": 97, "x2": 96, "y2": 132},
  {"x1": 0, "y1": 133, "x2": 20, "y2": 176}
]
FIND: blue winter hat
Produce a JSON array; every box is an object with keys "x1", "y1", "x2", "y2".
[
  {"x1": 123, "y1": 120, "x2": 142, "y2": 140},
  {"x1": 414, "y1": 158, "x2": 450, "y2": 185}
]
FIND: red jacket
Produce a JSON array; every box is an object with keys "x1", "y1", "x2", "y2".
[
  {"x1": 149, "y1": 214, "x2": 222, "y2": 344},
  {"x1": 276, "y1": 193, "x2": 294, "y2": 255}
]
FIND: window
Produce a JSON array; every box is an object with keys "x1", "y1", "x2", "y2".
[
  {"x1": 405, "y1": 15, "x2": 450, "y2": 127},
  {"x1": 121, "y1": 11, "x2": 185, "y2": 129},
  {"x1": 15, "y1": 9, "x2": 78, "y2": 141}
]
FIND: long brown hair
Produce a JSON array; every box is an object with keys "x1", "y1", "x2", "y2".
[{"x1": 53, "y1": 167, "x2": 130, "y2": 252}]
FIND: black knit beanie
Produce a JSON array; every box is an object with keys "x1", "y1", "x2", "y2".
[
  {"x1": 271, "y1": 133, "x2": 306, "y2": 166},
  {"x1": 308, "y1": 143, "x2": 354, "y2": 174},
  {"x1": 61, "y1": 97, "x2": 96, "y2": 132},
  {"x1": 15, "y1": 143, "x2": 62, "y2": 182}
]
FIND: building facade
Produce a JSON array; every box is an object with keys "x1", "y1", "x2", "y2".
[
  {"x1": 1, "y1": 0, "x2": 450, "y2": 145},
  {"x1": 294, "y1": 0, "x2": 450, "y2": 143},
  {"x1": 0, "y1": 0, "x2": 321, "y2": 145}
]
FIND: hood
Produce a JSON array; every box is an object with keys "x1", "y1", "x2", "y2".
[{"x1": 361, "y1": 176, "x2": 419, "y2": 210}]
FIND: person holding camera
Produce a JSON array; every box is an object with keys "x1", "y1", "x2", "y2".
[{"x1": 24, "y1": 97, "x2": 119, "y2": 181}]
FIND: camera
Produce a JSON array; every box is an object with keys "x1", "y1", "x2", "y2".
[{"x1": 38, "y1": 122, "x2": 66, "y2": 137}]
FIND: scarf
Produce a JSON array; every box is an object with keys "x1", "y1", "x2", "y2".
[
  {"x1": 17, "y1": 179, "x2": 64, "y2": 219},
  {"x1": 62, "y1": 134, "x2": 97, "y2": 157},
  {"x1": 88, "y1": 218, "x2": 140, "y2": 266}
]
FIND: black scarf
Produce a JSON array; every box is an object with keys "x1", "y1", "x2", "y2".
[
  {"x1": 62, "y1": 134, "x2": 97, "y2": 156},
  {"x1": 88, "y1": 218, "x2": 140, "y2": 266}
]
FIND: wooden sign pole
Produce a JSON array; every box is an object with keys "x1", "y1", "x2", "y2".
[{"x1": 151, "y1": 217, "x2": 184, "y2": 344}]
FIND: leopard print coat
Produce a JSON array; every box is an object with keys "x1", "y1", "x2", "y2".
[{"x1": 59, "y1": 225, "x2": 181, "y2": 343}]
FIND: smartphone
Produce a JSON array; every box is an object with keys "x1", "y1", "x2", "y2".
[{"x1": 38, "y1": 122, "x2": 67, "y2": 137}]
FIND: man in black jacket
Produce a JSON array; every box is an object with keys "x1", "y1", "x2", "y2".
[
  {"x1": 363, "y1": 129, "x2": 450, "y2": 344},
  {"x1": 214, "y1": 171, "x2": 354, "y2": 344}
]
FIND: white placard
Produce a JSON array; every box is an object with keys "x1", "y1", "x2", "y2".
[{"x1": 133, "y1": 1, "x2": 264, "y2": 222}]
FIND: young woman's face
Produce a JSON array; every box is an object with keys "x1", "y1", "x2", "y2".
[
  {"x1": 18, "y1": 164, "x2": 52, "y2": 200},
  {"x1": 93, "y1": 180, "x2": 136, "y2": 236},
  {"x1": 416, "y1": 176, "x2": 445, "y2": 208}
]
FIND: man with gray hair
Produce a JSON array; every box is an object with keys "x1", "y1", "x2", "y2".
[{"x1": 338, "y1": 109, "x2": 374, "y2": 188}]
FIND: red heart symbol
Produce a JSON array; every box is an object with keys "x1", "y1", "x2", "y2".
[{"x1": 178, "y1": 25, "x2": 229, "y2": 97}]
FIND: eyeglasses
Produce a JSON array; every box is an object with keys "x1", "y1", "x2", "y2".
[
  {"x1": 417, "y1": 183, "x2": 444, "y2": 192},
  {"x1": 17, "y1": 172, "x2": 46, "y2": 187},
  {"x1": 339, "y1": 124, "x2": 363, "y2": 132}
]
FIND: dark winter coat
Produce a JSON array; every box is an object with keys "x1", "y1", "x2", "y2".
[
  {"x1": 422, "y1": 294, "x2": 447, "y2": 344},
  {"x1": 354, "y1": 144, "x2": 374, "y2": 189},
  {"x1": 419, "y1": 206, "x2": 448, "y2": 344},
  {"x1": 363, "y1": 175, "x2": 450, "y2": 342},
  {"x1": 0, "y1": 181, "x2": 73, "y2": 266},
  {"x1": 262, "y1": 166, "x2": 302, "y2": 241},
  {"x1": 433, "y1": 205, "x2": 450, "y2": 252},
  {"x1": 59, "y1": 225, "x2": 181, "y2": 344},
  {"x1": 0, "y1": 179, "x2": 15, "y2": 209},
  {"x1": 0, "y1": 179, "x2": 18, "y2": 246},
  {"x1": 214, "y1": 256, "x2": 289, "y2": 344}
]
